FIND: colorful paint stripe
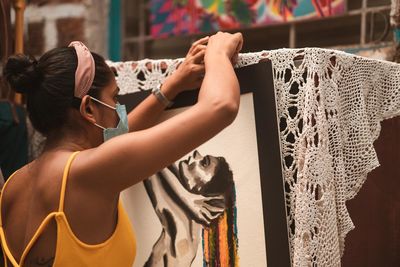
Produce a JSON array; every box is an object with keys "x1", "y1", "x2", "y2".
[{"x1": 202, "y1": 186, "x2": 239, "y2": 266}]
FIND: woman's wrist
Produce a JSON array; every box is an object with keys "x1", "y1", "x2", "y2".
[
  {"x1": 205, "y1": 52, "x2": 231, "y2": 69},
  {"x1": 160, "y1": 75, "x2": 182, "y2": 100}
]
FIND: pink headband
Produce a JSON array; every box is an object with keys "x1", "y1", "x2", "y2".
[{"x1": 68, "y1": 41, "x2": 95, "y2": 98}]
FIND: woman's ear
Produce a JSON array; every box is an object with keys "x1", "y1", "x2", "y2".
[{"x1": 79, "y1": 95, "x2": 97, "y2": 124}]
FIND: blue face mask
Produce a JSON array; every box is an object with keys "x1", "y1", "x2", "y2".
[{"x1": 90, "y1": 96, "x2": 129, "y2": 142}]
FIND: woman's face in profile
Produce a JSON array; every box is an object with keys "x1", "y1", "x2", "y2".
[
  {"x1": 91, "y1": 78, "x2": 120, "y2": 129},
  {"x1": 179, "y1": 150, "x2": 219, "y2": 193}
]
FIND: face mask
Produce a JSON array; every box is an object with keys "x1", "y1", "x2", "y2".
[{"x1": 90, "y1": 96, "x2": 129, "y2": 142}]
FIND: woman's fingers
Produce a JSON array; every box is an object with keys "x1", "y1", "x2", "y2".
[
  {"x1": 233, "y1": 32, "x2": 243, "y2": 53},
  {"x1": 205, "y1": 195, "x2": 224, "y2": 202},
  {"x1": 188, "y1": 36, "x2": 209, "y2": 55},
  {"x1": 204, "y1": 203, "x2": 225, "y2": 213},
  {"x1": 192, "y1": 37, "x2": 209, "y2": 48},
  {"x1": 201, "y1": 209, "x2": 214, "y2": 222},
  {"x1": 198, "y1": 214, "x2": 210, "y2": 226},
  {"x1": 191, "y1": 45, "x2": 206, "y2": 58},
  {"x1": 203, "y1": 196, "x2": 225, "y2": 210},
  {"x1": 203, "y1": 31, "x2": 243, "y2": 66},
  {"x1": 203, "y1": 209, "x2": 221, "y2": 221},
  {"x1": 192, "y1": 51, "x2": 206, "y2": 65}
]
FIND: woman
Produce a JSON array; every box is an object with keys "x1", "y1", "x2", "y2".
[
  {"x1": 143, "y1": 150, "x2": 231, "y2": 267},
  {"x1": 0, "y1": 31, "x2": 243, "y2": 267}
]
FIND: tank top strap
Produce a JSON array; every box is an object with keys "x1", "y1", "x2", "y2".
[
  {"x1": 58, "y1": 151, "x2": 80, "y2": 212},
  {"x1": 8, "y1": 212, "x2": 58, "y2": 267}
]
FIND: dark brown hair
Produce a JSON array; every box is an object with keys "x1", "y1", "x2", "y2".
[{"x1": 3, "y1": 47, "x2": 114, "y2": 136}]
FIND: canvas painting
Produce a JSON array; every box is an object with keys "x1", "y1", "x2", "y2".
[{"x1": 119, "y1": 61, "x2": 291, "y2": 267}]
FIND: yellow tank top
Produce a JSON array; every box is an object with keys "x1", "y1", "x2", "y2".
[{"x1": 0, "y1": 151, "x2": 136, "y2": 267}]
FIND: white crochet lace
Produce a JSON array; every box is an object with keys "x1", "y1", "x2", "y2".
[{"x1": 107, "y1": 48, "x2": 400, "y2": 267}]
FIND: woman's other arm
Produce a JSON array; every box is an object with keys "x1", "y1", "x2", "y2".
[{"x1": 127, "y1": 37, "x2": 208, "y2": 131}]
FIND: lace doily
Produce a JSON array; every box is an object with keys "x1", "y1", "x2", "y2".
[{"x1": 109, "y1": 48, "x2": 400, "y2": 267}]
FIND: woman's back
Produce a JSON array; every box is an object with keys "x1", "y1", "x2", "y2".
[{"x1": 1, "y1": 151, "x2": 136, "y2": 267}]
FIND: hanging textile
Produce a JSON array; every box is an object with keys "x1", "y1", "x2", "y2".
[{"x1": 107, "y1": 48, "x2": 400, "y2": 267}]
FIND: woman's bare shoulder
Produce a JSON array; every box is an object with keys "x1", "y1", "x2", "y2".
[{"x1": 1, "y1": 153, "x2": 72, "y2": 214}]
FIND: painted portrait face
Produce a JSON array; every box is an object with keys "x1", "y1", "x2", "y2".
[{"x1": 179, "y1": 150, "x2": 220, "y2": 194}]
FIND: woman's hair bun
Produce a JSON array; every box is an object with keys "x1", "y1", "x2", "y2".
[{"x1": 3, "y1": 54, "x2": 41, "y2": 94}]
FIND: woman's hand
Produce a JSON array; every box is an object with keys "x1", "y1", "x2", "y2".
[
  {"x1": 205, "y1": 32, "x2": 243, "y2": 66},
  {"x1": 163, "y1": 36, "x2": 209, "y2": 94},
  {"x1": 159, "y1": 167, "x2": 225, "y2": 226},
  {"x1": 160, "y1": 32, "x2": 243, "y2": 98},
  {"x1": 185, "y1": 193, "x2": 225, "y2": 226}
]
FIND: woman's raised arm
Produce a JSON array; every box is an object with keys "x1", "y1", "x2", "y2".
[{"x1": 74, "y1": 32, "x2": 243, "y2": 197}]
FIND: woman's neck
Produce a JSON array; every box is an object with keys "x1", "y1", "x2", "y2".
[{"x1": 43, "y1": 128, "x2": 99, "y2": 153}]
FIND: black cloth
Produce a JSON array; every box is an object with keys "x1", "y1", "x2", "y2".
[{"x1": 0, "y1": 101, "x2": 28, "y2": 180}]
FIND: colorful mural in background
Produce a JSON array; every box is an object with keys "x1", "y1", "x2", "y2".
[{"x1": 150, "y1": 0, "x2": 346, "y2": 38}]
